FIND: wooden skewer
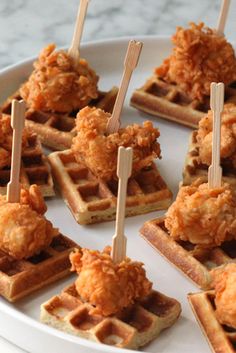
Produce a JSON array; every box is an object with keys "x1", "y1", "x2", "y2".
[
  {"x1": 68, "y1": 0, "x2": 89, "y2": 63},
  {"x1": 106, "y1": 40, "x2": 143, "y2": 134},
  {"x1": 216, "y1": 0, "x2": 231, "y2": 36},
  {"x1": 208, "y1": 82, "x2": 224, "y2": 189},
  {"x1": 7, "y1": 100, "x2": 26, "y2": 203},
  {"x1": 111, "y1": 146, "x2": 133, "y2": 264}
]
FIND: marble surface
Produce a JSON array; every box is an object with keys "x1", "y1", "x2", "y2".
[{"x1": 0, "y1": 0, "x2": 236, "y2": 69}]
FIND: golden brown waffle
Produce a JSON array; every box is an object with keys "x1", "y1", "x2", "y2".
[
  {"x1": 0, "y1": 234, "x2": 78, "y2": 302},
  {"x1": 183, "y1": 131, "x2": 236, "y2": 187},
  {"x1": 40, "y1": 283, "x2": 181, "y2": 350},
  {"x1": 140, "y1": 217, "x2": 236, "y2": 290},
  {"x1": 1, "y1": 87, "x2": 118, "y2": 151},
  {"x1": 188, "y1": 290, "x2": 236, "y2": 353},
  {"x1": 0, "y1": 132, "x2": 54, "y2": 197},
  {"x1": 48, "y1": 149, "x2": 172, "y2": 225},
  {"x1": 130, "y1": 76, "x2": 236, "y2": 128}
]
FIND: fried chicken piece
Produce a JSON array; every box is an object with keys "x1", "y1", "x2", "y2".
[
  {"x1": 0, "y1": 185, "x2": 58, "y2": 260},
  {"x1": 212, "y1": 264, "x2": 236, "y2": 329},
  {"x1": 0, "y1": 114, "x2": 30, "y2": 169},
  {"x1": 165, "y1": 181, "x2": 236, "y2": 247},
  {"x1": 197, "y1": 104, "x2": 236, "y2": 169},
  {"x1": 156, "y1": 22, "x2": 236, "y2": 102},
  {"x1": 0, "y1": 147, "x2": 10, "y2": 169},
  {"x1": 70, "y1": 246, "x2": 152, "y2": 316},
  {"x1": 20, "y1": 44, "x2": 99, "y2": 113},
  {"x1": 71, "y1": 106, "x2": 161, "y2": 181}
]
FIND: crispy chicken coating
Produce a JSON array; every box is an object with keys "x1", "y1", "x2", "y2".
[
  {"x1": 197, "y1": 104, "x2": 236, "y2": 169},
  {"x1": 70, "y1": 246, "x2": 152, "y2": 316},
  {"x1": 20, "y1": 44, "x2": 99, "y2": 113},
  {"x1": 0, "y1": 185, "x2": 58, "y2": 260},
  {"x1": 156, "y1": 22, "x2": 236, "y2": 102},
  {"x1": 212, "y1": 264, "x2": 236, "y2": 329},
  {"x1": 0, "y1": 114, "x2": 30, "y2": 169},
  {"x1": 165, "y1": 181, "x2": 236, "y2": 247},
  {"x1": 71, "y1": 106, "x2": 161, "y2": 181}
]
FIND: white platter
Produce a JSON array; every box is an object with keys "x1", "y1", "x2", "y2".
[{"x1": 0, "y1": 36, "x2": 211, "y2": 353}]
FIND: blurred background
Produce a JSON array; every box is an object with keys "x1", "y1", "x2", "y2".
[{"x1": 0, "y1": 0, "x2": 236, "y2": 68}]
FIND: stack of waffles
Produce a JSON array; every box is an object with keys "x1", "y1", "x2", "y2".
[
  {"x1": 130, "y1": 77, "x2": 236, "y2": 128},
  {"x1": 1, "y1": 87, "x2": 118, "y2": 151},
  {"x1": 48, "y1": 150, "x2": 172, "y2": 224},
  {"x1": 0, "y1": 120, "x2": 54, "y2": 197},
  {"x1": 41, "y1": 283, "x2": 181, "y2": 350},
  {"x1": 0, "y1": 234, "x2": 78, "y2": 302}
]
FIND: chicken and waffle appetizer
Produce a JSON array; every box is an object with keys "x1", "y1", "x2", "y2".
[
  {"x1": 183, "y1": 103, "x2": 236, "y2": 187},
  {"x1": 140, "y1": 179, "x2": 236, "y2": 290},
  {"x1": 131, "y1": 22, "x2": 236, "y2": 128},
  {"x1": 41, "y1": 245, "x2": 181, "y2": 349},
  {"x1": 0, "y1": 183, "x2": 78, "y2": 302},
  {"x1": 189, "y1": 263, "x2": 236, "y2": 353},
  {"x1": 20, "y1": 44, "x2": 99, "y2": 113},
  {"x1": 48, "y1": 105, "x2": 172, "y2": 224}
]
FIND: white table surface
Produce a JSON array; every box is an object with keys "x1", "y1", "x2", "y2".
[{"x1": 0, "y1": 0, "x2": 236, "y2": 352}]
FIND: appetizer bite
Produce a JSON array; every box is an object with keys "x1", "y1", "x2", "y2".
[
  {"x1": 131, "y1": 1, "x2": 236, "y2": 128},
  {"x1": 1, "y1": 0, "x2": 118, "y2": 150},
  {"x1": 0, "y1": 100, "x2": 78, "y2": 302},
  {"x1": 41, "y1": 147, "x2": 181, "y2": 350},
  {"x1": 183, "y1": 103, "x2": 236, "y2": 187},
  {"x1": 48, "y1": 40, "x2": 172, "y2": 225},
  {"x1": 188, "y1": 263, "x2": 236, "y2": 353},
  {"x1": 0, "y1": 113, "x2": 54, "y2": 197},
  {"x1": 141, "y1": 83, "x2": 236, "y2": 289}
]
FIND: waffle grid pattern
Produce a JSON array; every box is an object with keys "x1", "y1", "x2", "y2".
[
  {"x1": 0, "y1": 132, "x2": 54, "y2": 197},
  {"x1": 0, "y1": 234, "x2": 78, "y2": 302},
  {"x1": 48, "y1": 149, "x2": 173, "y2": 224},
  {"x1": 131, "y1": 77, "x2": 236, "y2": 128},
  {"x1": 41, "y1": 283, "x2": 181, "y2": 350}
]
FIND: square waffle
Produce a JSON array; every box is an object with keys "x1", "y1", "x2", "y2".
[
  {"x1": 130, "y1": 76, "x2": 236, "y2": 128},
  {"x1": 188, "y1": 290, "x2": 236, "y2": 353},
  {"x1": 48, "y1": 149, "x2": 173, "y2": 225},
  {"x1": 0, "y1": 234, "x2": 78, "y2": 302},
  {"x1": 1, "y1": 87, "x2": 118, "y2": 151},
  {"x1": 0, "y1": 132, "x2": 55, "y2": 197},
  {"x1": 40, "y1": 283, "x2": 181, "y2": 350},
  {"x1": 183, "y1": 131, "x2": 236, "y2": 187},
  {"x1": 140, "y1": 217, "x2": 236, "y2": 290}
]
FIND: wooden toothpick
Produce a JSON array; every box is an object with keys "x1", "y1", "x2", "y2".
[
  {"x1": 216, "y1": 0, "x2": 231, "y2": 36},
  {"x1": 7, "y1": 100, "x2": 26, "y2": 203},
  {"x1": 106, "y1": 40, "x2": 143, "y2": 134},
  {"x1": 208, "y1": 82, "x2": 224, "y2": 189},
  {"x1": 111, "y1": 147, "x2": 133, "y2": 264},
  {"x1": 68, "y1": 0, "x2": 89, "y2": 63}
]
